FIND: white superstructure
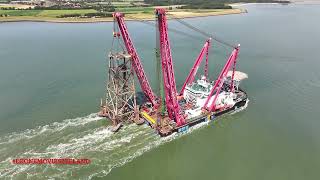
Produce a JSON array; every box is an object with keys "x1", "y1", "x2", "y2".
[{"x1": 183, "y1": 72, "x2": 247, "y2": 118}]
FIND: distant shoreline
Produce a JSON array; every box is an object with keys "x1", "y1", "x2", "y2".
[
  {"x1": 0, "y1": 9, "x2": 246, "y2": 23},
  {"x1": 2, "y1": 1, "x2": 319, "y2": 24},
  {"x1": 230, "y1": 0, "x2": 320, "y2": 6},
  {"x1": 289, "y1": 0, "x2": 320, "y2": 4}
]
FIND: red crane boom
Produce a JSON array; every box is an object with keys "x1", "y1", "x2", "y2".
[
  {"x1": 204, "y1": 38, "x2": 210, "y2": 79},
  {"x1": 113, "y1": 12, "x2": 157, "y2": 106},
  {"x1": 156, "y1": 8, "x2": 185, "y2": 126},
  {"x1": 203, "y1": 45, "x2": 240, "y2": 111},
  {"x1": 179, "y1": 39, "x2": 211, "y2": 95}
]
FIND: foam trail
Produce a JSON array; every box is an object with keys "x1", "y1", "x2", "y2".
[
  {"x1": 88, "y1": 120, "x2": 211, "y2": 179},
  {"x1": 0, "y1": 113, "x2": 213, "y2": 179},
  {"x1": 0, "y1": 113, "x2": 102, "y2": 145},
  {"x1": 0, "y1": 113, "x2": 104, "y2": 179}
]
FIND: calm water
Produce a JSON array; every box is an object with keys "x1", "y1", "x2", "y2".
[{"x1": 0, "y1": 4, "x2": 320, "y2": 180}]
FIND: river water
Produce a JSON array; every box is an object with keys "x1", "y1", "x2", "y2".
[{"x1": 0, "y1": 4, "x2": 319, "y2": 180}]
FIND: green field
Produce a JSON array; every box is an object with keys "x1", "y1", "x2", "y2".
[
  {"x1": 0, "y1": 10, "x2": 41, "y2": 16},
  {"x1": 0, "y1": 9, "x2": 97, "y2": 17},
  {"x1": 0, "y1": 7, "x2": 154, "y2": 17},
  {"x1": 115, "y1": 7, "x2": 154, "y2": 14},
  {"x1": 116, "y1": 7, "x2": 153, "y2": 12},
  {"x1": 38, "y1": 9, "x2": 97, "y2": 17},
  {"x1": 0, "y1": 4, "x2": 243, "y2": 22}
]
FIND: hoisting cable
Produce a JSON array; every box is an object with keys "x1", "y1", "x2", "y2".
[
  {"x1": 124, "y1": 15, "x2": 203, "y2": 40},
  {"x1": 167, "y1": 13, "x2": 237, "y2": 49},
  {"x1": 110, "y1": 19, "x2": 126, "y2": 54}
]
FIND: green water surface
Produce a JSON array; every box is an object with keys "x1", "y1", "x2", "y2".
[{"x1": 0, "y1": 4, "x2": 319, "y2": 180}]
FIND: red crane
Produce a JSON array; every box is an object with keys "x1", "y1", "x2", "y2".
[
  {"x1": 179, "y1": 38, "x2": 211, "y2": 95},
  {"x1": 113, "y1": 12, "x2": 158, "y2": 106},
  {"x1": 203, "y1": 45, "x2": 240, "y2": 111},
  {"x1": 156, "y1": 8, "x2": 185, "y2": 126}
]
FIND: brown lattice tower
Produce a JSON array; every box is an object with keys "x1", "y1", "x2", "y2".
[{"x1": 102, "y1": 52, "x2": 138, "y2": 127}]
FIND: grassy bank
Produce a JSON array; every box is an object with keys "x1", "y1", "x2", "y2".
[
  {"x1": 0, "y1": 7, "x2": 245, "y2": 23},
  {"x1": 0, "y1": 9, "x2": 97, "y2": 17}
]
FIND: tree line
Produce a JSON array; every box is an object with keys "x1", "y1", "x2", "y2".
[{"x1": 57, "y1": 12, "x2": 113, "y2": 18}]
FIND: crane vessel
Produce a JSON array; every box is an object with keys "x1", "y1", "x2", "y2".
[{"x1": 99, "y1": 8, "x2": 249, "y2": 136}]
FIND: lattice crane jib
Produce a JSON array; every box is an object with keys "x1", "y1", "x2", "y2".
[
  {"x1": 156, "y1": 8, "x2": 185, "y2": 126},
  {"x1": 113, "y1": 12, "x2": 158, "y2": 107}
]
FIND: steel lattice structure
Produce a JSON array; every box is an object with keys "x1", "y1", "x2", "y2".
[{"x1": 103, "y1": 53, "x2": 137, "y2": 127}]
